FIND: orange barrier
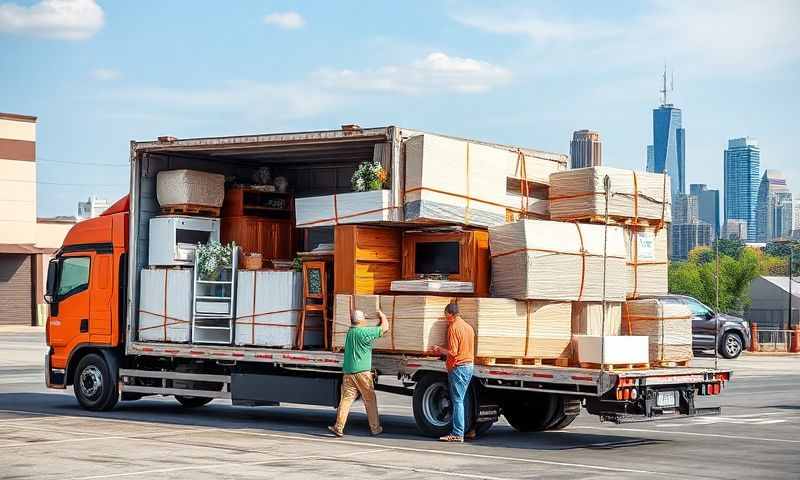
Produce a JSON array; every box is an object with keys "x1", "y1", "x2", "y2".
[{"x1": 749, "y1": 323, "x2": 759, "y2": 352}]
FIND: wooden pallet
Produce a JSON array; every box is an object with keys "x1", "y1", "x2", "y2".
[
  {"x1": 579, "y1": 362, "x2": 651, "y2": 371},
  {"x1": 651, "y1": 359, "x2": 691, "y2": 368},
  {"x1": 477, "y1": 356, "x2": 570, "y2": 367},
  {"x1": 161, "y1": 204, "x2": 221, "y2": 217},
  {"x1": 575, "y1": 215, "x2": 665, "y2": 228}
]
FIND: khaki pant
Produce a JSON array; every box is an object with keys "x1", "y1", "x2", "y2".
[{"x1": 333, "y1": 371, "x2": 381, "y2": 434}]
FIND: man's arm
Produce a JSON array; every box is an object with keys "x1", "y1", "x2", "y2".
[{"x1": 376, "y1": 309, "x2": 389, "y2": 336}]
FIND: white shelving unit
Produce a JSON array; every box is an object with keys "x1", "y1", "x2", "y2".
[{"x1": 192, "y1": 246, "x2": 238, "y2": 344}]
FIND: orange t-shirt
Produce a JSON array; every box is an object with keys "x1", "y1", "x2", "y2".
[{"x1": 446, "y1": 317, "x2": 475, "y2": 371}]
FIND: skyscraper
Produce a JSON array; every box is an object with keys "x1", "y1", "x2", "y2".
[
  {"x1": 646, "y1": 145, "x2": 654, "y2": 172},
  {"x1": 651, "y1": 105, "x2": 685, "y2": 197},
  {"x1": 690, "y1": 183, "x2": 720, "y2": 238},
  {"x1": 756, "y1": 170, "x2": 793, "y2": 241},
  {"x1": 673, "y1": 193, "x2": 699, "y2": 224},
  {"x1": 570, "y1": 130, "x2": 602, "y2": 168},
  {"x1": 724, "y1": 137, "x2": 760, "y2": 240},
  {"x1": 671, "y1": 223, "x2": 713, "y2": 260}
]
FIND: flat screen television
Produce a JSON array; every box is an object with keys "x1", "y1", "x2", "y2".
[{"x1": 414, "y1": 241, "x2": 460, "y2": 275}]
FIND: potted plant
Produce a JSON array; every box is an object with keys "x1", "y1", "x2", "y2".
[
  {"x1": 351, "y1": 160, "x2": 389, "y2": 192},
  {"x1": 196, "y1": 241, "x2": 234, "y2": 281}
]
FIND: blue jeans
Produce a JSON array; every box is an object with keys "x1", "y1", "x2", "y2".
[{"x1": 448, "y1": 364, "x2": 474, "y2": 436}]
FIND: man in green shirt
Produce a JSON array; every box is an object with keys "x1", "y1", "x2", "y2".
[{"x1": 328, "y1": 308, "x2": 389, "y2": 437}]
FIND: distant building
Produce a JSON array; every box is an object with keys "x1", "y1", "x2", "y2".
[
  {"x1": 646, "y1": 145, "x2": 654, "y2": 172},
  {"x1": 569, "y1": 130, "x2": 602, "y2": 169},
  {"x1": 755, "y1": 170, "x2": 793, "y2": 242},
  {"x1": 724, "y1": 137, "x2": 760, "y2": 240},
  {"x1": 723, "y1": 219, "x2": 748, "y2": 240},
  {"x1": 77, "y1": 195, "x2": 111, "y2": 219},
  {"x1": 690, "y1": 183, "x2": 720, "y2": 237},
  {"x1": 747, "y1": 276, "x2": 800, "y2": 329},
  {"x1": 673, "y1": 193, "x2": 699, "y2": 224},
  {"x1": 651, "y1": 104, "x2": 685, "y2": 197},
  {"x1": 671, "y1": 222, "x2": 713, "y2": 260},
  {"x1": 794, "y1": 200, "x2": 800, "y2": 233}
]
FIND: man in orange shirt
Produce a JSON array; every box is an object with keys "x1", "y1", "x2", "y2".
[{"x1": 432, "y1": 302, "x2": 475, "y2": 443}]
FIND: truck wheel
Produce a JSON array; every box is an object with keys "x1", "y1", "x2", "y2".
[
  {"x1": 719, "y1": 332, "x2": 743, "y2": 359},
  {"x1": 544, "y1": 398, "x2": 581, "y2": 431},
  {"x1": 73, "y1": 353, "x2": 118, "y2": 411},
  {"x1": 175, "y1": 396, "x2": 214, "y2": 408},
  {"x1": 503, "y1": 393, "x2": 558, "y2": 432},
  {"x1": 412, "y1": 374, "x2": 476, "y2": 438}
]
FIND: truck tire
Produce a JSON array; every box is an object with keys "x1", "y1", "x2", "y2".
[
  {"x1": 175, "y1": 396, "x2": 214, "y2": 408},
  {"x1": 503, "y1": 393, "x2": 558, "y2": 432},
  {"x1": 412, "y1": 374, "x2": 475, "y2": 438},
  {"x1": 719, "y1": 331, "x2": 743, "y2": 359},
  {"x1": 73, "y1": 353, "x2": 119, "y2": 411},
  {"x1": 544, "y1": 398, "x2": 581, "y2": 431}
]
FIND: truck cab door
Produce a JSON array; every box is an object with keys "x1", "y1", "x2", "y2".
[
  {"x1": 47, "y1": 254, "x2": 93, "y2": 369},
  {"x1": 88, "y1": 253, "x2": 113, "y2": 343}
]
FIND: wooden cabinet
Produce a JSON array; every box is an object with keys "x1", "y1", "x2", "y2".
[
  {"x1": 221, "y1": 217, "x2": 294, "y2": 261},
  {"x1": 402, "y1": 230, "x2": 490, "y2": 297},
  {"x1": 222, "y1": 187, "x2": 293, "y2": 219},
  {"x1": 334, "y1": 225, "x2": 402, "y2": 295}
]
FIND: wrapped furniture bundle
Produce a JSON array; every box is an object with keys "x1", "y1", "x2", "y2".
[
  {"x1": 235, "y1": 270, "x2": 322, "y2": 348},
  {"x1": 623, "y1": 298, "x2": 693, "y2": 364},
  {"x1": 138, "y1": 268, "x2": 193, "y2": 342},
  {"x1": 549, "y1": 167, "x2": 672, "y2": 223},
  {"x1": 489, "y1": 219, "x2": 627, "y2": 301},
  {"x1": 404, "y1": 133, "x2": 567, "y2": 227},
  {"x1": 573, "y1": 335, "x2": 650, "y2": 366},
  {"x1": 625, "y1": 226, "x2": 669, "y2": 298},
  {"x1": 333, "y1": 295, "x2": 572, "y2": 360},
  {"x1": 156, "y1": 169, "x2": 225, "y2": 208},
  {"x1": 295, "y1": 190, "x2": 400, "y2": 227}
]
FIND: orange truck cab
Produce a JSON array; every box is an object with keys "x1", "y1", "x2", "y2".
[{"x1": 45, "y1": 195, "x2": 129, "y2": 409}]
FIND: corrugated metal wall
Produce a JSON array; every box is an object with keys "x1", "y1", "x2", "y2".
[{"x1": 0, "y1": 254, "x2": 34, "y2": 325}]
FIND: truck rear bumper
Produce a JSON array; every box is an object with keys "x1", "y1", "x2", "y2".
[{"x1": 597, "y1": 406, "x2": 721, "y2": 424}]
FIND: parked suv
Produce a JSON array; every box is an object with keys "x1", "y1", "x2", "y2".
[{"x1": 641, "y1": 294, "x2": 751, "y2": 359}]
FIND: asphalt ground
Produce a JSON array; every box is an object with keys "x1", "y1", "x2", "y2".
[{"x1": 0, "y1": 327, "x2": 798, "y2": 480}]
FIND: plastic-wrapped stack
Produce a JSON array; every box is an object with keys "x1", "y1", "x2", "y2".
[
  {"x1": 549, "y1": 167, "x2": 671, "y2": 223},
  {"x1": 622, "y1": 298, "x2": 693, "y2": 364},
  {"x1": 403, "y1": 133, "x2": 567, "y2": 227},
  {"x1": 625, "y1": 226, "x2": 669, "y2": 298},
  {"x1": 488, "y1": 219, "x2": 627, "y2": 302},
  {"x1": 333, "y1": 294, "x2": 572, "y2": 360},
  {"x1": 235, "y1": 270, "x2": 322, "y2": 348},
  {"x1": 156, "y1": 169, "x2": 225, "y2": 209},
  {"x1": 138, "y1": 269, "x2": 193, "y2": 342},
  {"x1": 294, "y1": 190, "x2": 400, "y2": 227}
]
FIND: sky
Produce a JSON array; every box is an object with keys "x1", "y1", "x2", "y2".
[{"x1": 1, "y1": 0, "x2": 799, "y2": 217}]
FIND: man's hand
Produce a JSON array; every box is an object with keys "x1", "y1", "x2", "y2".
[
  {"x1": 432, "y1": 345, "x2": 446, "y2": 356},
  {"x1": 376, "y1": 309, "x2": 389, "y2": 335}
]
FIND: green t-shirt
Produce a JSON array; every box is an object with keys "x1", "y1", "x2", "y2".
[{"x1": 342, "y1": 326, "x2": 383, "y2": 374}]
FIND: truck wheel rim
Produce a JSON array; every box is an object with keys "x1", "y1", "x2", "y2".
[
  {"x1": 422, "y1": 382, "x2": 451, "y2": 428},
  {"x1": 725, "y1": 336, "x2": 741, "y2": 356},
  {"x1": 80, "y1": 366, "x2": 103, "y2": 398}
]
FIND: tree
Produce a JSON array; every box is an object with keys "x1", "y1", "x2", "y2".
[{"x1": 714, "y1": 238, "x2": 744, "y2": 258}]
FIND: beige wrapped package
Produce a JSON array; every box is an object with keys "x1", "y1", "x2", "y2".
[
  {"x1": 489, "y1": 219, "x2": 627, "y2": 302},
  {"x1": 156, "y1": 169, "x2": 225, "y2": 208},
  {"x1": 623, "y1": 299, "x2": 693, "y2": 364},
  {"x1": 404, "y1": 133, "x2": 567, "y2": 227},
  {"x1": 333, "y1": 295, "x2": 572, "y2": 360},
  {"x1": 549, "y1": 167, "x2": 671, "y2": 223},
  {"x1": 625, "y1": 226, "x2": 669, "y2": 298},
  {"x1": 571, "y1": 302, "x2": 622, "y2": 336},
  {"x1": 294, "y1": 190, "x2": 400, "y2": 227}
]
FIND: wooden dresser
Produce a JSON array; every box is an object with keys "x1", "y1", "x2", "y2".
[
  {"x1": 221, "y1": 187, "x2": 295, "y2": 261},
  {"x1": 334, "y1": 225, "x2": 402, "y2": 295}
]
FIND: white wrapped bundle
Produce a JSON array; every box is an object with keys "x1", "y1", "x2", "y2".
[
  {"x1": 156, "y1": 169, "x2": 225, "y2": 208},
  {"x1": 295, "y1": 190, "x2": 399, "y2": 228},
  {"x1": 235, "y1": 270, "x2": 322, "y2": 347},
  {"x1": 625, "y1": 226, "x2": 669, "y2": 298},
  {"x1": 573, "y1": 335, "x2": 650, "y2": 365},
  {"x1": 389, "y1": 279, "x2": 474, "y2": 294},
  {"x1": 138, "y1": 268, "x2": 193, "y2": 342},
  {"x1": 333, "y1": 295, "x2": 571, "y2": 360},
  {"x1": 549, "y1": 167, "x2": 671, "y2": 223},
  {"x1": 404, "y1": 133, "x2": 567, "y2": 227},
  {"x1": 572, "y1": 302, "x2": 622, "y2": 336},
  {"x1": 489, "y1": 219, "x2": 627, "y2": 301},
  {"x1": 623, "y1": 299, "x2": 693, "y2": 363}
]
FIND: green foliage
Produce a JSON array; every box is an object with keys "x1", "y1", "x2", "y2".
[
  {"x1": 713, "y1": 238, "x2": 744, "y2": 258},
  {"x1": 669, "y1": 245, "x2": 762, "y2": 314}
]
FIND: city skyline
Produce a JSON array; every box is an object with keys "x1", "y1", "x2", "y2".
[{"x1": 724, "y1": 137, "x2": 761, "y2": 240}]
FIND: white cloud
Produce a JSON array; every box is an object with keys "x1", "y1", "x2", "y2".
[
  {"x1": 0, "y1": 0, "x2": 103, "y2": 40},
  {"x1": 451, "y1": 0, "x2": 800, "y2": 72},
  {"x1": 263, "y1": 11, "x2": 304, "y2": 29},
  {"x1": 91, "y1": 68, "x2": 121, "y2": 81},
  {"x1": 315, "y1": 52, "x2": 512, "y2": 95}
]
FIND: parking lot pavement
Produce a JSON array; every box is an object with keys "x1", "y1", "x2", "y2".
[{"x1": 1, "y1": 328, "x2": 798, "y2": 479}]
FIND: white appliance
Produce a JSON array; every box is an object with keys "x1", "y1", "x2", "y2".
[{"x1": 148, "y1": 216, "x2": 221, "y2": 267}]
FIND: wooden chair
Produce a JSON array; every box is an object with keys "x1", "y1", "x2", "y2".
[{"x1": 297, "y1": 261, "x2": 329, "y2": 350}]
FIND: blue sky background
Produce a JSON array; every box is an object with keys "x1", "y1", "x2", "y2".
[{"x1": 1, "y1": 0, "x2": 798, "y2": 217}]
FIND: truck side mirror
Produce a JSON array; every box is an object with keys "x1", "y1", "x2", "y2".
[{"x1": 45, "y1": 258, "x2": 59, "y2": 315}]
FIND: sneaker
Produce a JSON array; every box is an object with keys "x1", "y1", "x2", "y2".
[
  {"x1": 371, "y1": 427, "x2": 383, "y2": 436},
  {"x1": 438, "y1": 434, "x2": 464, "y2": 443},
  {"x1": 327, "y1": 425, "x2": 344, "y2": 437}
]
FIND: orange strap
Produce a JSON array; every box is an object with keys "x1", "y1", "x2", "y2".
[
  {"x1": 491, "y1": 246, "x2": 624, "y2": 260},
  {"x1": 251, "y1": 272, "x2": 258, "y2": 344},
  {"x1": 517, "y1": 150, "x2": 530, "y2": 216},
  {"x1": 623, "y1": 314, "x2": 693, "y2": 321},
  {"x1": 623, "y1": 301, "x2": 632, "y2": 335},
  {"x1": 660, "y1": 172, "x2": 668, "y2": 228},
  {"x1": 235, "y1": 308, "x2": 302, "y2": 321},
  {"x1": 296, "y1": 204, "x2": 401, "y2": 228},
  {"x1": 163, "y1": 270, "x2": 168, "y2": 340},
  {"x1": 575, "y1": 222, "x2": 587, "y2": 301},
  {"x1": 524, "y1": 301, "x2": 532, "y2": 357},
  {"x1": 138, "y1": 309, "x2": 190, "y2": 332},
  {"x1": 390, "y1": 296, "x2": 397, "y2": 351}
]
